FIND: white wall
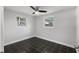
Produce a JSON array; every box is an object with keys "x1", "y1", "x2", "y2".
[
  {"x1": 4, "y1": 9, "x2": 35, "y2": 45},
  {"x1": 36, "y1": 8, "x2": 77, "y2": 48},
  {"x1": 0, "y1": 6, "x2": 4, "y2": 52},
  {"x1": 77, "y1": 7, "x2": 79, "y2": 46}
]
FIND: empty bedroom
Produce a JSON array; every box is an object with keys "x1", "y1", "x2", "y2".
[{"x1": 0, "y1": 6, "x2": 78, "y2": 53}]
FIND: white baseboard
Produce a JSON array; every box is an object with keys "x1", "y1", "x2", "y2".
[
  {"x1": 4, "y1": 36, "x2": 34, "y2": 46},
  {"x1": 36, "y1": 35, "x2": 75, "y2": 48},
  {"x1": 76, "y1": 49, "x2": 79, "y2": 53}
]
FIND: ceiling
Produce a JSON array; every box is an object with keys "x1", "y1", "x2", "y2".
[{"x1": 4, "y1": 6, "x2": 76, "y2": 16}]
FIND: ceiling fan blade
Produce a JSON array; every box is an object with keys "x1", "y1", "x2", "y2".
[
  {"x1": 30, "y1": 6, "x2": 36, "y2": 11},
  {"x1": 39, "y1": 10, "x2": 47, "y2": 12},
  {"x1": 32, "y1": 12, "x2": 35, "y2": 14}
]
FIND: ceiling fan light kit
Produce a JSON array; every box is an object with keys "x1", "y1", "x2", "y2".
[{"x1": 35, "y1": 11, "x2": 40, "y2": 14}]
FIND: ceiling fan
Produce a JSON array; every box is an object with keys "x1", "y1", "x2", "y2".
[{"x1": 30, "y1": 6, "x2": 47, "y2": 14}]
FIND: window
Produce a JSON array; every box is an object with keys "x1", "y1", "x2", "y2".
[
  {"x1": 16, "y1": 16, "x2": 26, "y2": 26},
  {"x1": 44, "y1": 17, "x2": 53, "y2": 27}
]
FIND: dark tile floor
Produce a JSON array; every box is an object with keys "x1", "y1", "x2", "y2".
[{"x1": 4, "y1": 37, "x2": 76, "y2": 53}]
